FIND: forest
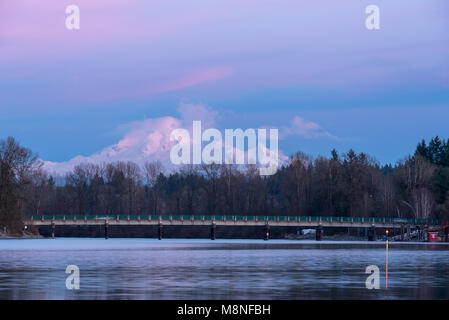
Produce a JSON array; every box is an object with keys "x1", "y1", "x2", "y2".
[{"x1": 1, "y1": 136, "x2": 449, "y2": 232}]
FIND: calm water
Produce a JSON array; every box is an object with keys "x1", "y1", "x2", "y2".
[{"x1": 0, "y1": 238, "x2": 448, "y2": 299}]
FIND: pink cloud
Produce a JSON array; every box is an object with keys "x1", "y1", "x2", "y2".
[
  {"x1": 129, "y1": 66, "x2": 234, "y2": 97},
  {"x1": 0, "y1": 0, "x2": 254, "y2": 63},
  {"x1": 90, "y1": 66, "x2": 234, "y2": 101},
  {"x1": 177, "y1": 102, "x2": 218, "y2": 128},
  {"x1": 0, "y1": 0, "x2": 217, "y2": 62},
  {"x1": 280, "y1": 115, "x2": 337, "y2": 139}
]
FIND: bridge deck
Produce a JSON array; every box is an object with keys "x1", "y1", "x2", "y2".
[{"x1": 24, "y1": 215, "x2": 439, "y2": 229}]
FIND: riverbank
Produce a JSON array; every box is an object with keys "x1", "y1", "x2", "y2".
[
  {"x1": 285, "y1": 232, "x2": 395, "y2": 241},
  {"x1": 0, "y1": 230, "x2": 43, "y2": 239},
  {"x1": 285, "y1": 232, "x2": 369, "y2": 241}
]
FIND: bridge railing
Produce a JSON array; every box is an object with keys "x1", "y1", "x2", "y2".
[{"x1": 28, "y1": 215, "x2": 441, "y2": 225}]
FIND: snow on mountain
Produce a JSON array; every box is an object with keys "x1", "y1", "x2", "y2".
[
  {"x1": 42, "y1": 104, "x2": 326, "y2": 176},
  {"x1": 43, "y1": 104, "x2": 215, "y2": 176}
]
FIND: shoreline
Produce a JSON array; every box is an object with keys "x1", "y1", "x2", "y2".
[
  {"x1": 0, "y1": 229, "x2": 444, "y2": 243},
  {"x1": 0, "y1": 231, "x2": 43, "y2": 239},
  {"x1": 1, "y1": 236, "x2": 447, "y2": 244}
]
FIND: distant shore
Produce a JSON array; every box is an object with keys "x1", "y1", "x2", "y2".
[
  {"x1": 0, "y1": 231, "x2": 43, "y2": 239},
  {"x1": 285, "y1": 232, "x2": 369, "y2": 241}
]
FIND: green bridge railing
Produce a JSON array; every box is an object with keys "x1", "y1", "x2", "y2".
[{"x1": 29, "y1": 215, "x2": 441, "y2": 225}]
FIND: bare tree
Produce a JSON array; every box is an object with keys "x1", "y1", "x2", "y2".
[
  {"x1": 143, "y1": 161, "x2": 163, "y2": 214},
  {"x1": 403, "y1": 188, "x2": 435, "y2": 219},
  {"x1": 0, "y1": 137, "x2": 40, "y2": 231},
  {"x1": 124, "y1": 162, "x2": 141, "y2": 214},
  {"x1": 200, "y1": 163, "x2": 221, "y2": 214}
]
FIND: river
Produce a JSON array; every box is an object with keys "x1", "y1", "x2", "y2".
[{"x1": 0, "y1": 239, "x2": 448, "y2": 299}]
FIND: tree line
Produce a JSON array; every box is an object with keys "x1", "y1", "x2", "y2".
[{"x1": 1, "y1": 136, "x2": 449, "y2": 232}]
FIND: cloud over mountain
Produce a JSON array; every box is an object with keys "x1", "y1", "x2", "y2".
[
  {"x1": 280, "y1": 115, "x2": 337, "y2": 140},
  {"x1": 43, "y1": 103, "x2": 334, "y2": 175},
  {"x1": 43, "y1": 103, "x2": 217, "y2": 175}
]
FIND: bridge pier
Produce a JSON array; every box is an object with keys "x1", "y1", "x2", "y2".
[
  {"x1": 26, "y1": 216, "x2": 440, "y2": 241},
  {"x1": 210, "y1": 223, "x2": 216, "y2": 240},
  {"x1": 158, "y1": 223, "x2": 163, "y2": 240},
  {"x1": 51, "y1": 222, "x2": 55, "y2": 239},
  {"x1": 316, "y1": 225, "x2": 322, "y2": 241},
  {"x1": 264, "y1": 224, "x2": 270, "y2": 241},
  {"x1": 367, "y1": 225, "x2": 376, "y2": 241},
  {"x1": 104, "y1": 221, "x2": 109, "y2": 239}
]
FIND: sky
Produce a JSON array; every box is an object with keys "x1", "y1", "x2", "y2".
[{"x1": 1, "y1": 0, "x2": 449, "y2": 173}]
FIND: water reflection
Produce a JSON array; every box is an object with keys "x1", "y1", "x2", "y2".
[{"x1": 0, "y1": 239, "x2": 448, "y2": 299}]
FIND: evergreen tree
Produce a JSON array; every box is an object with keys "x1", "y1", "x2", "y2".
[
  {"x1": 429, "y1": 136, "x2": 443, "y2": 165},
  {"x1": 415, "y1": 139, "x2": 428, "y2": 159}
]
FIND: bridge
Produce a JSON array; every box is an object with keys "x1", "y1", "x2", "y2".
[{"x1": 25, "y1": 215, "x2": 441, "y2": 241}]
